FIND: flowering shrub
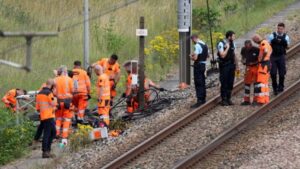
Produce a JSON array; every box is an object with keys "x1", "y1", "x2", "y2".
[{"x1": 69, "y1": 124, "x2": 93, "y2": 152}]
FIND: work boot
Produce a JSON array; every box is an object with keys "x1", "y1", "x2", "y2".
[
  {"x1": 241, "y1": 101, "x2": 251, "y2": 106},
  {"x1": 252, "y1": 102, "x2": 264, "y2": 106},
  {"x1": 42, "y1": 151, "x2": 56, "y2": 158},
  {"x1": 273, "y1": 90, "x2": 278, "y2": 96},
  {"x1": 220, "y1": 100, "x2": 229, "y2": 106},
  {"x1": 190, "y1": 100, "x2": 206, "y2": 109},
  {"x1": 227, "y1": 100, "x2": 234, "y2": 105}
]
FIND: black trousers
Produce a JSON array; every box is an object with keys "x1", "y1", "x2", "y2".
[
  {"x1": 34, "y1": 122, "x2": 44, "y2": 141},
  {"x1": 194, "y1": 62, "x2": 206, "y2": 102},
  {"x1": 219, "y1": 63, "x2": 235, "y2": 100},
  {"x1": 41, "y1": 118, "x2": 56, "y2": 152},
  {"x1": 270, "y1": 55, "x2": 286, "y2": 91}
]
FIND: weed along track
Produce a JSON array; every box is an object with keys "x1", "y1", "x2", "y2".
[{"x1": 101, "y1": 43, "x2": 300, "y2": 169}]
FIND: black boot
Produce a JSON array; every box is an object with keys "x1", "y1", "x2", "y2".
[{"x1": 278, "y1": 75, "x2": 285, "y2": 93}]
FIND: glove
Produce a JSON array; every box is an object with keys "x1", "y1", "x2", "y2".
[
  {"x1": 87, "y1": 94, "x2": 91, "y2": 100},
  {"x1": 121, "y1": 93, "x2": 126, "y2": 98},
  {"x1": 159, "y1": 88, "x2": 165, "y2": 92}
]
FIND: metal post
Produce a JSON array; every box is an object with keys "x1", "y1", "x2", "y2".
[
  {"x1": 83, "y1": 0, "x2": 90, "y2": 69},
  {"x1": 138, "y1": 17, "x2": 145, "y2": 109},
  {"x1": 178, "y1": 0, "x2": 191, "y2": 86},
  {"x1": 25, "y1": 36, "x2": 32, "y2": 71},
  {"x1": 206, "y1": 0, "x2": 216, "y2": 68}
]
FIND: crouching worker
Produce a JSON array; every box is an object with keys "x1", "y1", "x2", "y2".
[
  {"x1": 35, "y1": 79, "x2": 57, "y2": 158},
  {"x1": 123, "y1": 61, "x2": 161, "y2": 113},
  {"x1": 95, "y1": 65, "x2": 111, "y2": 126},
  {"x1": 240, "y1": 40, "x2": 259, "y2": 105},
  {"x1": 2, "y1": 89, "x2": 27, "y2": 112}
]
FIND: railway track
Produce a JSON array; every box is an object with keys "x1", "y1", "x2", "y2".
[
  {"x1": 101, "y1": 42, "x2": 300, "y2": 169},
  {"x1": 173, "y1": 78, "x2": 300, "y2": 169}
]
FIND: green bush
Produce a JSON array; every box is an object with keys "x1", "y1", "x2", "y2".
[{"x1": 0, "y1": 109, "x2": 35, "y2": 165}]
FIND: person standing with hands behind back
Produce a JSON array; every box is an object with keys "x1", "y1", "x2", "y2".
[
  {"x1": 190, "y1": 34, "x2": 208, "y2": 108},
  {"x1": 217, "y1": 30, "x2": 239, "y2": 106}
]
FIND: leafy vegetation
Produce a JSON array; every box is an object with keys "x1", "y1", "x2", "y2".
[{"x1": 0, "y1": 108, "x2": 35, "y2": 165}]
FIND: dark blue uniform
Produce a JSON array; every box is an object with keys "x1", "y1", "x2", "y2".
[
  {"x1": 269, "y1": 32, "x2": 290, "y2": 93},
  {"x1": 218, "y1": 40, "x2": 236, "y2": 104},
  {"x1": 193, "y1": 41, "x2": 208, "y2": 103}
]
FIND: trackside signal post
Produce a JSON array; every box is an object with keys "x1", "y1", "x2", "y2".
[
  {"x1": 178, "y1": 0, "x2": 192, "y2": 86},
  {"x1": 137, "y1": 17, "x2": 147, "y2": 109}
]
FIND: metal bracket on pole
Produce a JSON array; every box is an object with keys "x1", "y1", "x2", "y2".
[{"x1": 0, "y1": 31, "x2": 58, "y2": 72}]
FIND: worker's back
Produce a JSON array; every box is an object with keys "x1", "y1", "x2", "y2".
[
  {"x1": 97, "y1": 73, "x2": 110, "y2": 100},
  {"x1": 54, "y1": 75, "x2": 73, "y2": 99},
  {"x1": 72, "y1": 68, "x2": 90, "y2": 95}
]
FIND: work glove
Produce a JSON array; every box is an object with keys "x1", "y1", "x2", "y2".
[{"x1": 121, "y1": 93, "x2": 127, "y2": 98}]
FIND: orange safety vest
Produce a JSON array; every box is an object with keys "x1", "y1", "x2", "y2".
[
  {"x1": 1, "y1": 89, "x2": 17, "y2": 106},
  {"x1": 54, "y1": 75, "x2": 73, "y2": 99},
  {"x1": 36, "y1": 88, "x2": 56, "y2": 121},
  {"x1": 258, "y1": 40, "x2": 272, "y2": 62},
  {"x1": 125, "y1": 74, "x2": 152, "y2": 96},
  {"x1": 97, "y1": 73, "x2": 110, "y2": 100},
  {"x1": 97, "y1": 58, "x2": 120, "y2": 80},
  {"x1": 72, "y1": 68, "x2": 91, "y2": 95}
]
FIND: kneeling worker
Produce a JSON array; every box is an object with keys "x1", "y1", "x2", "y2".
[
  {"x1": 240, "y1": 40, "x2": 259, "y2": 105},
  {"x1": 95, "y1": 65, "x2": 111, "y2": 126},
  {"x1": 2, "y1": 89, "x2": 27, "y2": 112},
  {"x1": 35, "y1": 79, "x2": 57, "y2": 158}
]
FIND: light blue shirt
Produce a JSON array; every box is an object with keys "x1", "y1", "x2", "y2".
[
  {"x1": 268, "y1": 32, "x2": 290, "y2": 45},
  {"x1": 194, "y1": 40, "x2": 207, "y2": 64},
  {"x1": 217, "y1": 40, "x2": 236, "y2": 53}
]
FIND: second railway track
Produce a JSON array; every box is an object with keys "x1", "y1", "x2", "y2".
[{"x1": 102, "y1": 43, "x2": 300, "y2": 169}]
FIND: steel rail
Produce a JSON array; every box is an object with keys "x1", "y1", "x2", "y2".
[
  {"x1": 101, "y1": 42, "x2": 300, "y2": 169},
  {"x1": 173, "y1": 78, "x2": 300, "y2": 169}
]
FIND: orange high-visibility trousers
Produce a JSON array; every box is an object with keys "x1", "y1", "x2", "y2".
[
  {"x1": 55, "y1": 99, "x2": 73, "y2": 138},
  {"x1": 72, "y1": 95, "x2": 88, "y2": 119},
  {"x1": 254, "y1": 64, "x2": 270, "y2": 104},
  {"x1": 244, "y1": 66, "x2": 258, "y2": 102},
  {"x1": 98, "y1": 99, "x2": 110, "y2": 126}
]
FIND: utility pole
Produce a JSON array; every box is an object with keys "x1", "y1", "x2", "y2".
[
  {"x1": 206, "y1": 0, "x2": 217, "y2": 69},
  {"x1": 137, "y1": 17, "x2": 147, "y2": 110},
  {"x1": 0, "y1": 31, "x2": 57, "y2": 71},
  {"x1": 178, "y1": 0, "x2": 192, "y2": 87},
  {"x1": 83, "y1": 0, "x2": 90, "y2": 69}
]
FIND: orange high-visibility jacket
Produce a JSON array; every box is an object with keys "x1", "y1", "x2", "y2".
[
  {"x1": 1, "y1": 89, "x2": 17, "y2": 106},
  {"x1": 97, "y1": 58, "x2": 120, "y2": 80},
  {"x1": 36, "y1": 88, "x2": 56, "y2": 120},
  {"x1": 97, "y1": 73, "x2": 110, "y2": 100},
  {"x1": 258, "y1": 40, "x2": 272, "y2": 62},
  {"x1": 54, "y1": 76, "x2": 74, "y2": 99},
  {"x1": 72, "y1": 68, "x2": 91, "y2": 95}
]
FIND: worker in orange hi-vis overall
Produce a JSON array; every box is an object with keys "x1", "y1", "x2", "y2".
[
  {"x1": 240, "y1": 40, "x2": 259, "y2": 105},
  {"x1": 53, "y1": 65, "x2": 74, "y2": 145},
  {"x1": 252, "y1": 34, "x2": 273, "y2": 105},
  {"x1": 93, "y1": 54, "x2": 121, "y2": 106},
  {"x1": 2, "y1": 89, "x2": 27, "y2": 112},
  {"x1": 72, "y1": 61, "x2": 91, "y2": 123},
  {"x1": 94, "y1": 65, "x2": 111, "y2": 126}
]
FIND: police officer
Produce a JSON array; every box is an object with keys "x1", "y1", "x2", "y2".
[
  {"x1": 190, "y1": 34, "x2": 208, "y2": 108},
  {"x1": 268, "y1": 23, "x2": 290, "y2": 95},
  {"x1": 217, "y1": 31, "x2": 239, "y2": 106}
]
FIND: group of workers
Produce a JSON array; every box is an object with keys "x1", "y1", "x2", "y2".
[
  {"x1": 1, "y1": 54, "x2": 161, "y2": 158},
  {"x1": 190, "y1": 22, "x2": 290, "y2": 108}
]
